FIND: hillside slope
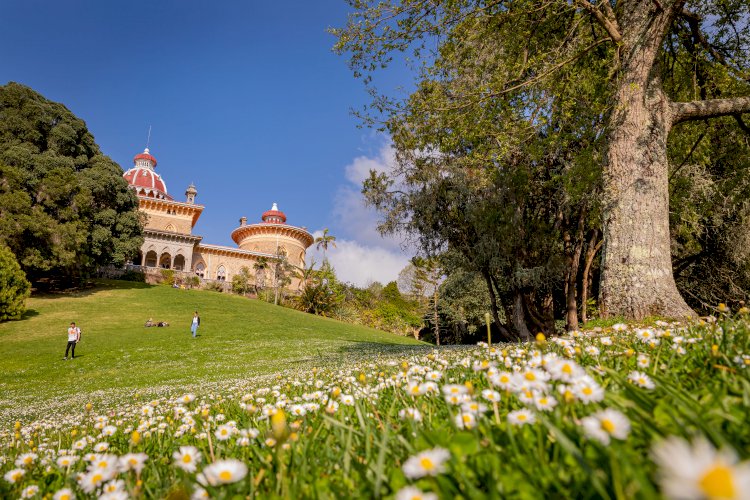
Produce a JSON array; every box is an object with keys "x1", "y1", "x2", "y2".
[{"x1": 0, "y1": 280, "x2": 424, "y2": 407}]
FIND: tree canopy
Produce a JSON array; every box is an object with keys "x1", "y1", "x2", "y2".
[
  {"x1": 334, "y1": 0, "x2": 750, "y2": 331},
  {"x1": 0, "y1": 82, "x2": 143, "y2": 282}
]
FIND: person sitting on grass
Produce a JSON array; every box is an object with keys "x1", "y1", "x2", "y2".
[
  {"x1": 145, "y1": 318, "x2": 154, "y2": 327},
  {"x1": 157, "y1": 321, "x2": 170, "y2": 327},
  {"x1": 63, "y1": 322, "x2": 80, "y2": 360}
]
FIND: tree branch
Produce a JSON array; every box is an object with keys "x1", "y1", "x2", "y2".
[
  {"x1": 672, "y1": 96, "x2": 750, "y2": 125},
  {"x1": 574, "y1": 0, "x2": 622, "y2": 43}
]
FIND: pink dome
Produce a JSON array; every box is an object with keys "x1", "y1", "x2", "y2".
[
  {"x1": 261, "y1": 203, "x2": 287, "y2": 224},
  {"x1": 122, "y1": 148, "x2": 171, "y2": 200},
  {"x1": 133, "y1": 151, "x2": 157, "y2": 167}
]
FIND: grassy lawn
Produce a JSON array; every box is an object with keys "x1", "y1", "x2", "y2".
[{"x1": 0, "y1": 280, "x2": 424, "y2": 419}]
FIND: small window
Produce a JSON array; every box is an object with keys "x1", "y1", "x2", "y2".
[{"x1": 217, "y1": 265, "x2": 226, "y2": 281}]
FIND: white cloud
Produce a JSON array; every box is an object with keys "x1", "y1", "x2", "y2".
[
  {"x1": 312, "y1": 142, "x2": 414, "y2": 286},
  {"x1": 309, "y1": 238, "x2": 409, "y2": 287}
]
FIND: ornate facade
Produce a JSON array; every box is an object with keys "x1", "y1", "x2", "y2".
[{"x1": 123, "y1": 148, "x2": 313, "y2": 287}]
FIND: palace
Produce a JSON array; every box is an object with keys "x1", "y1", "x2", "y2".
[{"x1": 123, "y1": 147, "x2": 313, "y2": 287}]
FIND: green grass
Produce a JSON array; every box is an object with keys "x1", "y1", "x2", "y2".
[{"x1": 0, "y1": 280, "x2": 424, "y2": 417}]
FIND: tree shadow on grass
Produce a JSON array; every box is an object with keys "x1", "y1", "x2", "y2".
[{"x1": 32, "y1": 279, "x2": 153, "y2": 299}]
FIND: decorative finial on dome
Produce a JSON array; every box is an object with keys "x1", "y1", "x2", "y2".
[
  {"x1": 272, "y1": 202, "x2": 278, "y2": 211},
  {"x1": 144, "y1": 148, "x2": 150, "y2": 154}
]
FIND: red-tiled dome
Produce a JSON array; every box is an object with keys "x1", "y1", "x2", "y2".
[
  {"x1": 133, "y1": 150, "x2": 157, "y2": 167},
  {"x1": 122, "y1": 148, "x2": 171, "y2": 200},
  {"x1": 261, "y1": 203, "x2": 287, "y2": 224}
]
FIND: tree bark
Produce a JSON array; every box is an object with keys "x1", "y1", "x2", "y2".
[
  {"x1": 600, "y1": 0, "x2": 696, "y2": 319},
  {"x1": 564, "y1": 208, "x2": 586, "y2": 331},
  {"x1": 580, "y1": 230, "x2": 602, "y2": 324},
  {"x1": 508, "y1": 289, "x2": 532, "y2": 341},
  {"x1": 481, "y1": 269, "x2": 514, "y2": 341}
]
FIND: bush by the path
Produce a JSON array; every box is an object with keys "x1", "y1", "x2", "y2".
[{"x1": 2, "y1": 315, "x2": 750, "y2": 498}]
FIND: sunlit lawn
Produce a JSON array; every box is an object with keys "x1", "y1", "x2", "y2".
[{"x1": 0, "y1": 280, "x2": 424, "y2": 421}]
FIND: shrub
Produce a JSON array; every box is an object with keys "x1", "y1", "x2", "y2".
[
  {"x1": 204, "y1": 281, "x2": 224, "y2": 292},
  {"x1": 160, "y1": 269, "x2": 175, "y2": 285},
  {"x1": 0, "y1": 245, "x2": 31, "y2": 321},
  {"x1": 121, "y1": 270, "x2": 146, "y2": 282}
]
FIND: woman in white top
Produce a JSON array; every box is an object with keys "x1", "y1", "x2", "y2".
[{"x1": 191, "y1": 311, "x2": 200, "y2": 338}]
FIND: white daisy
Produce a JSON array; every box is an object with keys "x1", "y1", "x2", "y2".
[
  {"x1": 395, "y1": 486, "x2": 438, "y2": 500},
  {"x1": 15, "y1": 452, "x2": 38, "y2": 468},
  {"x1": 3, "y1": 468, "x2": 24, "y2": 484},
  {"x1": 507, "y1": 409, "x2": 536, "y2": 426},
  {"x1": 402, "y1": 448, "x2": 450, "y2": 479},
  {"x1": 652, "y1": 436, "x2": 750, "y2": 500},
  {"x1": 581, "y1": 409, "x2": 631, "y2": 445},
  {"x1": 481, "y1": 389, "x2": 501, "y2": 403},
  {"x1": 628, "y1": 371, "x2": 655, "y2": 390},
  {"x1": 214, "y1": 424, "x2": 233, "y2": 441},
  {"x1": 398, "y1": 408, "x2": 423, "y2": 422},
  {"x1": 21, "y1": 485, "x2": 39, "y2": 499},
  {"x1": 53, "y1": 488, "x2": 76, "y2": 500},
  {"x1": 202, "y1": 459, "x2": 248, "y2": 485},
  {"x1": 454, "y1": 412, "x2": 477, "y2": 429},
  {"x1": 119, "y1": 453, "x2": 148, "y2": 474},
  {"x1": 173, "y1": 446, "x2": 202, "y2": 473}
]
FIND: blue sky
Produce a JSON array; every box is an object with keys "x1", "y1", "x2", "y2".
[{"x1": 0, "y1": 0, "x2": 415, "y2": 285}]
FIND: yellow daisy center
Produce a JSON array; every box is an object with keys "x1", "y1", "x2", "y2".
[
  {"x1": 219, "y1": 470, "x2": 233, "y2": 481},
  {"x1": 518, "y1": 414, "x2": 527, "y2": 421},
  {"x1": 699, "y1": 464, "x2": 735, "y2": 499},
  {"x1": 462, "y1": 415, "x2": 472, "y2": 423},
  {"x1": 91, "y1": 473, "x2": 103, "y2": 483},
  {"x1": 182, "y1": 455, "x2": 192, "y2": 463},
  {"x1": 60, "y1": 495, "x2": 71, "y2": 500},
  {"x1": 525, "y1": 372, "x2": 536, "y2": 381},
  {"x1": 419, "y1": 457, "x2": 435, "y2": 471},
  {"x1": 582, "y1": 387, "x2": 593, "y2": 396},
  {"x1": 600, "y1": 419, "x2": 615, "y2": 434},
  {"x1": 562, "y1": 364, "x2": 572, "y2": 374}
]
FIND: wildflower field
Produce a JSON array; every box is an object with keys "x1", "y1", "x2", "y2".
[{"x1": 3, "y1": 302, "x2": 750, "y2": 499}]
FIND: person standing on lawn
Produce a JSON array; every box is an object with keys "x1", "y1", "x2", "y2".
[
  {"x1": 191, "y1": 311, "x2": 200, "y2": 338},
  {"x1": 63, "y1": 322, "x2": 80, "y2": 360}
]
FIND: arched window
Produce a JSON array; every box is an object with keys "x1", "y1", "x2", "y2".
[
  {"x1": 165, "y1": 223, "x2": 175, "y2": 232},
  {"x1": 145, "y1": 250, "x2": 158, "y2": 267},
  {"x1": 217, "y1": 265, "x2": 226, "y2": 281},
  {"x1": 174, "y1": 254, "x2": 186, "y2": 271},
  {"x1": 195, "y1": 262, "x2": 205, "y2": 278},
  {"x1": 159, "y1": 253, "x2": 172, "y2": 269}
]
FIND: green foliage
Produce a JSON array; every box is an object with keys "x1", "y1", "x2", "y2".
[
  {"x1": 204, "y1": 281, "x2": 224, "y2": 292},
  {"x1": 333, "y1": 0, "x2": 750, "y2": 329},
  {"x1": 0, "y1": 245, "x2": 30, "y2": 321},
  {"x1": 159, "y1": 269, "x2": 175, "y2": 286},
  {"x1": 120, "y1": 270, "x2": 145, "y2": 282},
  {"x1": 295, "y1": 260, "x2": 343, "y2": 316},
  {"x1": 0, "y1": 83, "x2": 143, "y2": 281},
  {"x1": 231, "y1": 266, "x2": 253, "y2": 295}
]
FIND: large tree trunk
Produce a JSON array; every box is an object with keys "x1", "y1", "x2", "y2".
[
  {"x1": 508, "y1": 290, "x2": 532, "y2": 341},
  {"x1": 599, "y1": 1, "x2": 695, "y2": 319},
  {"x1": 481, "y1": 269, "x2": 515, "y2": 341}
]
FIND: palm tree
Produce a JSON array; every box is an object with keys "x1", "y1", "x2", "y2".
[{"x1": 315, "y1": 228, "x2": 337, "y2": 261}]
